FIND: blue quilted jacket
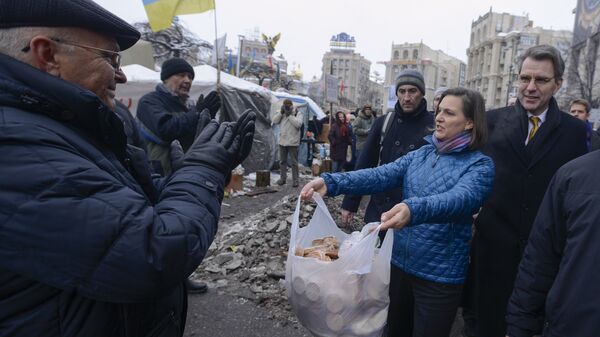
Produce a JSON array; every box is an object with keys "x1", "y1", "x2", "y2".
[{"x1": 322, "y1": 136, "x2": 494, "y2": 284}]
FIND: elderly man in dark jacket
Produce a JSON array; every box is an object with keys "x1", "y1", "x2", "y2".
[
  {"x1": 137, "y1": 57, "x2": 221, "y2": 175},
  {"x1": 505, "y1": 150, "x2": 600, "y2": 337},
  {"x1": 340, "y1": 70, "x2": 433, "y2": 226},
  {"x1": 469, "y1": 45, "x2": 588, "y2": 337},
  {"x1": 0, "y1": 1, "x2": 255, "y2": 336}
]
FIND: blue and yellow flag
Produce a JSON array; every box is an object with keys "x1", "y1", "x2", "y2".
[{"x1": 142, "y1": 0, "x2": 215, "y2": 32}]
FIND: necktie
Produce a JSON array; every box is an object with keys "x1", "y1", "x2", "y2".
[{"x1": 528, "y1": 116, "x2": 540, "y2": 142}]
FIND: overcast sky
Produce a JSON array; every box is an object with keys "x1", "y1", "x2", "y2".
[{"x1": 94, "y1": 0, "x2": 577, "y2": 80}]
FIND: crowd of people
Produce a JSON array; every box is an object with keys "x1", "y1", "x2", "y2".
[
  {"x1": 1, "y1": 1, "x2": 599, "y2": 337},
  {"x1": 302, "y1": 46, "x2": 599, "y2": 337}
]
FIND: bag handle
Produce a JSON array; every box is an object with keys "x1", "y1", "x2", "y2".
[{"x1": 288, "y1": 197, "x2": 302, "y2": 254}]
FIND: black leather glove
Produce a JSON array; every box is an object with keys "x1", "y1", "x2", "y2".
[
  {"x1": 169, "y1": 140, "x2": 185, "y2": 171},
  {"x1": 195, "y1": 108, "x2": 212, "y2": 138},
  {"x1": 196, "y1": 91, "x2": 221, "y2": 118},
  {"x1": 182, "y1": 121, "x2": 240, "y2": 173},
  {"x1": 231, "y1": 109, "x2": 256, "y2": 167}
]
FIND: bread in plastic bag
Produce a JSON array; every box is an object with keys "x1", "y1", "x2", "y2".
[{"x1": 285, "y1": 194, "x2": 393, "y2": 337}]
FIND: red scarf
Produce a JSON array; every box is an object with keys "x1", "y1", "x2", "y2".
[{"x1": 340, "y1": 121, "x2": 348, "y2": 137}]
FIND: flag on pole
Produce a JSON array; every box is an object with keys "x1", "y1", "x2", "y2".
[
  {"x1": 142, "y1": 0, "x2": 215, "y2": 32},
  {"x1": 339, "y1": 79, "x2": 345, "y2": 96}
]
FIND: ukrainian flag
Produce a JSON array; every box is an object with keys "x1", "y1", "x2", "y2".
[{"x1": 143, "y1": 0, "x2": 215, "y2": 32}]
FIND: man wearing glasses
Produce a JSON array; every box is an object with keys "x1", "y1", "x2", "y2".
[
  {"x1": 0, "y1": 0, "x2": 255, "y2": 336},
  {"x1": 466, "y1": 45, "x2": 588, "y2": 337}
]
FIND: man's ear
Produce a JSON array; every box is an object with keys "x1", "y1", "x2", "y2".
[{"x1": 28, "y1": 36, "x2": 61, "y2": 76}]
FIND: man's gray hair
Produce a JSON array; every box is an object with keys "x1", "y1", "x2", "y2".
[
  {"x1": 518, "y1": 44, "x2": 565, "y2": 80},
  {"x1": 0, "y1": 27, "x2": 77, "y2": 61}
]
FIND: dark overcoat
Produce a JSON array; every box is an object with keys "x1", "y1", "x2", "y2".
[{"x1": 472, "y1": 98, "x2": 588, "y2": 336}]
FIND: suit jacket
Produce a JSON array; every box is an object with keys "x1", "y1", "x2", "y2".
[{"x1": 472, "y1": 98, "x2": 588, "y2": 337}]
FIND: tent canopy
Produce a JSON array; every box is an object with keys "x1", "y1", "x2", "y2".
[{"x1": 272, "y1": 91, "x2": 325, "y2": 119}]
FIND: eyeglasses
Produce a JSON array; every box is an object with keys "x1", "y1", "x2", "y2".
[
  {"x1": 518, "y1": 75, "x2": 555, "y2": 87},
  {"x1": 21, "y1": 37, "x2": 121, "y2": 70}
]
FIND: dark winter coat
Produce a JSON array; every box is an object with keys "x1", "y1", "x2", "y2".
[
  {"x1": 471, "y1": 98, "x2": 588, "y2": 337},
  {"x1": 115, "y1": 100, "x2": 146, "y2": 150},
  {"x1": 324, "y1": 137, "x2": 494, "y2": 284},
  {"x1": 341, "y1": 100, "x2": 434, "y2": 223},
  {"x1": 506, "y1": 151, "x2": 600, "y2": 337},
  {"x1": 585, "y1": 120, "x2": 600, "y2": 151},
  {"x1": 0, "y1": 53, "x2": 223, "y2": 337},
  {"x1": 136, "y1": 84, "x2": 199, "y2": 175},
  {"x1": 328, "y1": 121, "x2": 352, "y2": 161}
]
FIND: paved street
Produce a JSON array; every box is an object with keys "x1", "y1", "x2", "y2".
[{"x1": 185, "y1": 291, "x2": 310, "y2": 337}]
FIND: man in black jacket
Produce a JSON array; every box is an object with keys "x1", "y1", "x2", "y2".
[
  {"x1": 340, "y1": 69, "x2": 433, "y2": 226},
  {"x1": 506, "y1": 150, "x2": 600, "y2": 337},
  {"x1": 137, "y1": 57, "x2": 221, "y2": 175},
  {"x1": 469, "y1": 45, "x2": 588, "y2": 337},
  {"x1": 0, "y1": 1, "x2": 255, "y2": 336}
]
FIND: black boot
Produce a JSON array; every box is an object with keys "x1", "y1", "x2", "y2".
[{"x1": 186, "y1": 278, "x2": 208, "y2": 294}]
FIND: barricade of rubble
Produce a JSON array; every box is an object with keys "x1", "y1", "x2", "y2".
[{"x1": 192, "y1": 194, "x2": 365, "y2": 327}]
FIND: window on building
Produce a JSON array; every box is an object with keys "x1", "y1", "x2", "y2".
[
  {"x1": 413, "y1": 50, "x2": 418, "y2": 59},
  {"x1": 403, "y1": 50, "x2": 409, "y2": 59},
  {"x1": 394, "y1": 50, "x2": 400, "y2": 59}
]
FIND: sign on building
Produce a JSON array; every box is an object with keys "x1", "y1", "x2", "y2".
[{"x1": 325, "y1": 74, "x2": 339, "y2": 103}]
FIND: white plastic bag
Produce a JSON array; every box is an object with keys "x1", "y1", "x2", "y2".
[{"x1": 285, "y1": 194, "x2": 394, "y2": 337}]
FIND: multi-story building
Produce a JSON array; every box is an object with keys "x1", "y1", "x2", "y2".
[
  {"x1": 321, "y1": 32, "x2": 374, "y2": 107},
  {"x1": 237, "y1": 36, "x2": 288, "y2": 74},
  {"x1": 381, "y1": 42, "x2": 466, "y2": 111},
  {"x1": 466, "y1": 11, "x2": 572, "y2": 109},
  {"x1": 566, "y1": 0, "x2": 600, "y2": 123}
]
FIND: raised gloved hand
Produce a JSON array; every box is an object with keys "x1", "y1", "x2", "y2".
[
  {"x1": 169, "y1": 140, "x2": 185, "y2": 171},
  {"x1": 231, "y1": 109, "x2": 256, "y2": 167},
  {"x1": 196, "y1": 91, "x2": 221, "y2": 118},
  {"x1": 182, "y1": 121, "x2": 240, "y2": 173},
  {"x1": 195, "y1": 108, "x2": 212, "y2": 138}
]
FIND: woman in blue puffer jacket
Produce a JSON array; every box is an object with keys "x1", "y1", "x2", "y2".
[{"x1": 301, "y1": 88, "x2": 495, "y2": 337}]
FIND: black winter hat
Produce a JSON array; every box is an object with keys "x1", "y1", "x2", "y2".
[
  {"x1": 395, "y1": 69, "x2": 425, "y2": 95},
  {"x1": 0, "y1": 0, "x2": 140, "y2": 50},
  {"x1": 160, "y1": 58, "x2": 195, "y2": 81}
]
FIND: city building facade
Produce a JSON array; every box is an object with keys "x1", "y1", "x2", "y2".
[
  {"x1": 381, "y1": 42, "x2": 466, "y2": 111},
  {"x1": 321, "y1": 33, "x2": 381, "y2": 108},
  {"x1": 466, "y1": 10, "x2": 572, "y2": 109},
  {"x1": 566, "y1": 0, "x2": 600, "y2": 125}
]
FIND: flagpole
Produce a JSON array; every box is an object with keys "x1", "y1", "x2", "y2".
[{"x1": 212, "y1": 0, "x2": 221, "y2": 88}]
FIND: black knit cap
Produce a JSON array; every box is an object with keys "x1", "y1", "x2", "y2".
[
  {"x1": 0, "y1": 0, "x2": 140, "y2": 50},
  {"x1": 161, "y1": 58, "x2": 195, "y2": 81}
]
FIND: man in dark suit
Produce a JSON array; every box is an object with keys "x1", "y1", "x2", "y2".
[{"x1": 469, "y1": 45, "x2": 588, "y2": 337}]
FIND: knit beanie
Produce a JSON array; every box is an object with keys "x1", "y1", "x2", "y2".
[
  {"x1": 395, "y1": 69, "x2": 425, "y2": 94},
  {"x1": 434, "y1": 87, "x2": 448, "y2": 97},
  {"x1": 161, "y1": 58, "x2": 195, "y2": 81}
]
